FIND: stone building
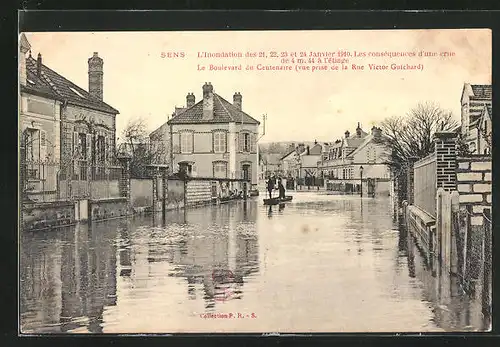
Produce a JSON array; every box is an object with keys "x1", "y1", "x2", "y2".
[
  {"x1": 19, "y1": 33, "x2": 120, "y2": 201},
  {"x1": 460, "y1": 83, "x2": 492, "y2": 154},
  {"x1": 151, "y1": 83, "x2": 260, "y2": 190},
  {"x1": 321, "y1": 123, "x2": 391, "y2": 196}
]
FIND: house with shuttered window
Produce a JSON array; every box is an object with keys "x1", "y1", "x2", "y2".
[
  {"x1": 153, "y1": 82, "x2": 260, "y2": 190},
  {"x1": 19, "y1": 33, "x2": 119, "y2": 201}
]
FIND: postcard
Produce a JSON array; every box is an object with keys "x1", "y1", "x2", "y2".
[{"x1": 19, "y1": 28, "x2": 492, "y2": 334}]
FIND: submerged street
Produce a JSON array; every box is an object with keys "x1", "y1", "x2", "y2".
[{"x1": 20, "y1": 192, "x2": 486, "y2": 333}]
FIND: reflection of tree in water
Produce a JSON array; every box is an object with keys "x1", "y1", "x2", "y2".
[{"x1": 148, "y1": 200, "x2": 259, "y2": 311}]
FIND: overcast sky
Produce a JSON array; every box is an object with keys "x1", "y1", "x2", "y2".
[{"x1": 24, "y1": 29, "x2": 491, "y2": 143}]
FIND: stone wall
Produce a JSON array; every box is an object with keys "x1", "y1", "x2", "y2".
[
  {"x1": 130, "y1": 178, "x2": 154, "y2": 211},
  {"x1": 165, "y1": 179, "x2": 185, "y2": 210},
  {"x1": 89, "y1": 198, "x2": 129, "y2": 221},
  {"x1": 22, "y1": 201, "x2": 75, "y2": 231},
  {"x1": 456, "y1": 155, "x2": 492, "y2": 225}
]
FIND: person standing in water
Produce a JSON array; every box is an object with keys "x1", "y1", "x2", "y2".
[
  {"x1": 266, "y1": 176, "x2": 275, "y2": 199},
  {"x1": 278, "y1": 178, "x2": 286, "y2": 199}
]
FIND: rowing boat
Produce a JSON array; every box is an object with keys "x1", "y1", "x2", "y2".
[{"x1": 263, "y1": 196, "x2": 293, "y2": 205}]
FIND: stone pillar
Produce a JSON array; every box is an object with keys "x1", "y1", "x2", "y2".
[
  {"x1": 434, "y1": 132, "x2": 458, "y2": 191},
  {"x1": 406, "y1": 156, "x2": 419, "y2": 205},
  {"x1": 117, "y1": 155, "x2": 131, "y2": 205},
  {"x1": 160, "y1": 167, "x2": 168, "y2": 216}
]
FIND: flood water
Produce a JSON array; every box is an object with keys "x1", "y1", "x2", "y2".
[{"x1": 20, "y1": 192, "x2": 487, "y2": 333}]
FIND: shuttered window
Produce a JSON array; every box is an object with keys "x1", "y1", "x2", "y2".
[
  {"x1": 213, "y1": 162, "x2": 227, "y2": 178},
  {"x1": 180, "y1": 132, "x2": 193, "y2": 153},
  {"x1": 213, "y1": 131, "x2": 226, "y2": 153}
]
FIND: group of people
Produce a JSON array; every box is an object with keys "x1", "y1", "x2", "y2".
[{"x1": 266, "y1": 175, "x2": 286, "y2": 199}]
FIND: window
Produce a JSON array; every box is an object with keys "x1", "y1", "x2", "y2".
[
  {"x1": 213, "y1": 131, "x2": 226, "y2": 153},
  {"x1": 78, "y1": 133, "x2": 87, "y2": 157},
  {"x1": 179, "y1": 162, "x2": 193, "y2": 176},
  {"x1": 240, "y1": 132, "x2": 254, "y2": 152},
  {"x1": 97, "y1": 135, "x2": 106, "y2": 162},
  {"x1": 242, "y1": 164, "x2": 251, "y2": 181},
  {"x1": 213, "y1": 162, "x2": 227, "y2": 178},
  {"x1": 180, "y1": 132, "x2": 193, "y2": 153}
]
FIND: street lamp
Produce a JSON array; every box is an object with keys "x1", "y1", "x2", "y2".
[{"x1": 359, "y1": 165, "x2": 364, "y2": 197}]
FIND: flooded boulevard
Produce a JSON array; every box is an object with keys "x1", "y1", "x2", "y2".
[{"x1": 20, "y1": 192, "x2": 486, "y2": 333}]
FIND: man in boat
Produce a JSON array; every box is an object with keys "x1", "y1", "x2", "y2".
[
  {"x1": 278, "y1": 178, "x2": 286, "y2": 200},
  {"x1": 266, "y1": 176, "x2": 275, "y2": 199}
]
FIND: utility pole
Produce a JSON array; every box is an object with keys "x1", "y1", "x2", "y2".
[{"x1": 258, "y1": 114, "x2": 267, "y2": 141}]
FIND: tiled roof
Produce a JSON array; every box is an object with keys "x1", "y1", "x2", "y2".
[
  {"x1": 25, "y1": 55, "x2": 119, "y2": 114},
  {"x1": 167, "y1": 93, "x2": 260, "y2": 125},
  {"x1": 281, "y1": 150, "x2": 296, "y2": 160},
  {"x1": 345, "y1": 137, "x2": 366, "y2": 148},
  {"x1": 471, "y1": 84, "x2": 492, "y2": 99},
  {"x1": 21, "y1": 68, "x2": 61, "y2": 100},
  {"x1": 308, "y1": 143, "x2": 323, "y2": 155}
]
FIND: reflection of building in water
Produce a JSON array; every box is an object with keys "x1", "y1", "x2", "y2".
[
  {"x1": 20, "y1": 222, "x2": 118, "y2": 333},
  {"x1": 147, "y1": 200, "x2": 259, "y2": 310},
  {"x1": 20, "y1": 231, "x2": 64, "y2": 333}
]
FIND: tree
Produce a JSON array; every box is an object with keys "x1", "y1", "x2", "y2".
[
  {"x1": 379, "y1": 102, "x2": 462, "y2": 171},
  {"x1": 120, "y1": 118, "x2": 167, "y2": 178}
]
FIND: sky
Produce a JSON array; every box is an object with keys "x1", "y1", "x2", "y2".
[{"x1": 23, "y1": 30, "x2": 491, "y2": 143}]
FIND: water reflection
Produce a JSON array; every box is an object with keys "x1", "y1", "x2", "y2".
[
  {"x1": 20, "y1": 221, "x2": 119, "y2": 333},
  {"x1": 146, "y1": 200, "x2": 259, "y2": 311},
  {"x1": 20, "y1": 193, "x2": 487, "y2": 333}
]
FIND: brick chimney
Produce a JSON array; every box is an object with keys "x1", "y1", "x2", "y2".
[
  {"x1": 233, "y1": 92, "x2": 242, "y2": 110},
  {"x1": 345, "y1": 130, "x2": 350, "y2": 138},
  {"x1": 36, "y1": 53, "x2": 42, "y2": 77},
  {"x1": 356, "y1": 122, "x2": 362, "y2": 137},
  {"x1": 19, "y1": 33, "x2": 31, "y2": 86},
  {"x1": 202, "y1": 82, "x2": 214, "y2": 120},
  {"x1": 88, "y1": 52, "x2": 103, "y2": 100},
  {"x1": 371, "y1": 126, "x2": 382, "y2": 138},
  {"x1": 186, "y1": 93, "x2": 195, "y2": 108}
]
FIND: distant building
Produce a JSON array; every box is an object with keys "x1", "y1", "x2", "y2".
[
  {"x1": 320, "y1": 124, "x2": 391, "y2": 196},
  {"x1": 460, "y1": 83, "x2": 492, "y2": 154},
  {"x1": 19, "y1": 33, "x2": 119, "y2": 202},
  {"x1": 151, "y1": 83, "x2": 260, "y2": 190}
]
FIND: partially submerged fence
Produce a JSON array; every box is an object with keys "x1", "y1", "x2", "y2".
[{"x1": 414, "y1": 153, "x2": 437, "y2": 218}]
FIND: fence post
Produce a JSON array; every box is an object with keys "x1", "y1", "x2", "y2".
[
  {"x1": 450, "y1": 191, "x2": 460, "y2": 275},
  {"x1": 482, "y1": 208, "x2": 492, "y2": 324},
  {"x1": 117, "y1": 155, "x2": 132, "y2": 211},
  {"x1": 436, "y1": 188, "x2": 444, "y2": 264},
  {"x1": 464, "y1": 204, "x2": 473, "y2": 293},
  {"x1": 407, "y1": 156, "x2": 418, "y2": 205},
  {"x1": 434, "y1": 131, "x2": 458, "y2": 191}
]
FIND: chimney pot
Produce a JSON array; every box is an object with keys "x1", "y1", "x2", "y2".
[
  {"x1": 345, "y1": 130, "x2": 350, "y2": 138},
  {"x1": 186, "y1": 92, "x2": 196, "y2": 108},
  {"x1": 233, "y1": 92, "x2": 242, "y2": 111},
  {"x1": 36, "y1": 53, "x2": 42, "y2": 76},
  {"x1": 88, "y1": 52, "x2": 104, "y2": 100},
  {"x1": 202, "y1": 83, "x2": 214, "y2": 120}
]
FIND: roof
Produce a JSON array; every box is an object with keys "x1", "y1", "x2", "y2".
[
  {"x1": 22, "y1": 68, "x2": 62, "y2": 100},
  {"x1": 471, "y1": 84, "x2": 492, "y2": 99},
  {"x1": 307, "y1": 143, "x2": 323, "y2": 155},
  {"x1": 25, "y1": 55, "x2": 119, "y2": 114},
  {"x1": 167, "y1": 93, "x2": 260, "y2": 125},
  {"x1": 281, "y1": 149, "x2": 297, "y2": 160},
  {"x1": 345, "y1": 136, "x2": 366, "y2": 148}
]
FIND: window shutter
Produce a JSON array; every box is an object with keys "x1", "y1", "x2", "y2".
[
  {"x1": 86, "y1": 134, "x2": 92, "y2": 161},
  {"x1": 250, "y1": 133, "x2": 256, "y2": 153},
  {"x1": 239, "y1": 133, "x2": 245, "y2": 153},
  {"x1": 73, "y1": 131, "x2": 79, "y2": 158}
]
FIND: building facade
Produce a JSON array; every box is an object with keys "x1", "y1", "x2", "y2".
[
  {"x1": 19, "y1": 33, "x2": 120, "y2": 202},
  {"x1": 460, "y1": 83, "x2": 492, "y2": 154},
  {"x1": 151, "y1": 83, "x2": 260, "y2": 190},
  {"x1": 321, "y1": 124, "x2": 391, "y2": 196}
]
